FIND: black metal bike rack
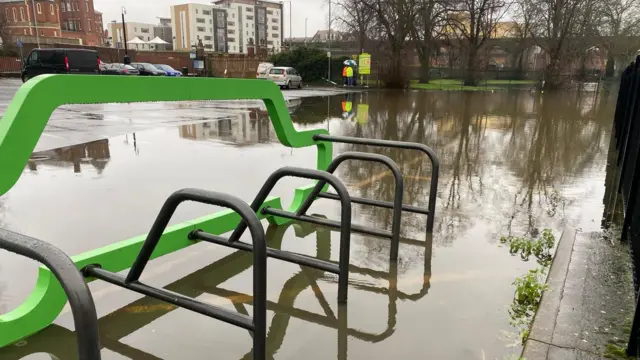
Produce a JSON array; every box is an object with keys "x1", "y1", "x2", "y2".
[
  {"x1": 82, "y1": 188, "x2": 268, "y2": 360},
  {"x1": 297, "y1": 151, "x2": 404, "y2": 260},
  {"x1": 314, "y1": 134, "x2": 440, "y2": 233},
  {"x1": 191, "y1": 166, "x2": 353, "y2": 303},
  {"x1": 0, "y1": 229, "x2": 102, "y2": 360}
]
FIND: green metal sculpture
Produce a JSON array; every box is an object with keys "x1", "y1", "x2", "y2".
[{"x1": 0, "y1": 75, "x2": 332, "y2": 347}]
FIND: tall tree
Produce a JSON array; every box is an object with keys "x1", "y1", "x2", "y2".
[
  {"x1": 519, "y1": 0, "x2": 599, "y2": 89},
  {"x1": 597, "y1": 0, "x2": 640, "y2": 76},
  {"x1": 412, "y1": 0, "x2": 447, "y2": 83},
  {"x1": 335, "y1": 0, "x2": 376, "y2": 53},
  {"x1": 364, "y1": 0, "x2": 420, "y2": 88},
  {"x1": 444, "y1": 0, "x2": 508, "y2": 86}
]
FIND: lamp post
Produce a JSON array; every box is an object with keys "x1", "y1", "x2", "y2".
[
  {"x1": 328, "y1": 0, "x2": 332, "y2": 82},
  {"x1": 30, "y1": 0, "x2": 40, "y2": 48},
  {"x1": 305, "y1": 18, "x2": 308, "y2": 45},
  {"x1": 121, "y1": 7, "x2": 130, "y2": 64}
]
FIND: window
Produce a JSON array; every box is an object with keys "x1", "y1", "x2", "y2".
[
  {"x1": 61, "y1": 4, "x2": 65, "y2": 12},
  {"x1": 195, "y1": 9, "x2": 198, "y2": 14},
  {"x1": 210, "y1": 27, "x2": 212, "y2": 32},
  {"x1": 228, "y1": 29, "x2": 234, "y2": 34},
  {"x1": 272, "y1": 33, "x2": 278, "y2": 38},
  {"x1": 205, "y1": 44, "x2": 213, "y2": 49},
  {"x1": 246, "y1": 30, "x2": 248, "y2": 35},
  {"x1": 50, "y1": 4, "x2": 54, "y2": 15},
  {"x1": 204, "y1": 35, "x2": 212, "y2": 40},
  {"x1": 246, "y1": 15, "x2": 253, "y2": 20},
  {"x1": 272, "y1": 26, "x2": 278, "y2": 30},
  {"x1": 4, "y1": 9, "x2": 8, "y2": 22},
  {"x1": 272, "y1": 18, "x2": 277, "y2": 23},
  {"x1": 196, "y1": 18, "x2": 205, "y2": 23},
  {"x1": 54, "y1": 30, "x2": 57, "y2": 36},
  {"x1": 267, "y1": 40, "x2": 273, "y2": 45},
  {"x1": 36, "y1": 3, "x2": 41, "y2": 14},
  {"x1": 40, "y1": 30, "x2": 44, "y2": 36},
  {"x1": 246, "y1": 7, "x2": 252, "y2": 11},
  {"x1": 134, "y1": 27, "x2": 137, "y2": 32},
  {"x1": 202, "y1": 10, "x2": 211, "y2": 15},
  {"x1": 228, "y1": 37, "x2": 235, "y2": 42},
  {"x1": 85, "y1": 1, "x2": 89, "y2": 12},
  {"x1": 267, "y1": 10, "x2": 273, "y2": 15},
  {"x1": 197, "y1": 27, "x2": 205, "y2": 32},
  {"x1": 87, "y1": 20, "x2": 91, "y2": 31},
  {"x1": 209, "y1": 19, "x2": 212, "y2": 24},
  {"x1": 227, "y1": 21, "x2": 234, "y2": 26},
  {"x1": 20, "y1": 8, "x2": 24, "y2": 21},
  {"x1": 141, "y1": 28, "x2": 150, "y2": 33}
]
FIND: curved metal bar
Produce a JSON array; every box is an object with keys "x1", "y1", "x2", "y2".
[
  {"x1": 0, "y1": 229, "x2": 101, "y2": 360},
  {"x1": 229, "y1": 166, "x2": 352, "y2": 303},
  {"x1": 297, "y1": 151, "x2": 404, "y2": 261},
  {"x1": 108, "y1": 188, "x2": 266, "y2": 360},
  {"x1": 313, "y1": 134, "x2": 440, "y2": 232}
]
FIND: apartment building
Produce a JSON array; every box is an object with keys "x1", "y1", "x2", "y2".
[
  {"x1": 171, "y1": 0, "x2": 283, "y2": 54},
  {"x1": 0, "y1": 0, "x2": 104, "y2": 45},
  {"x1": 108, "y1": 21, "x2": 156, "y2": 49}
]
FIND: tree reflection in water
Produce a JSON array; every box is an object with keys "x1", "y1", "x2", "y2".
[{"x1": 328, "y1": 90, "x2": 613, "y2": 246}]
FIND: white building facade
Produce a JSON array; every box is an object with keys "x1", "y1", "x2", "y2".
[
  {"x1": 171, "y1": 0, "x2": 283, "y2": 54},
  {"x1": 107, "y1": 21, "x2": 157, "y2": 50}
]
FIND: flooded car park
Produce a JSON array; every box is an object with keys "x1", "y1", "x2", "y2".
[{"x1": 0, "y1": 80, "x2": 615, "y2": 359}]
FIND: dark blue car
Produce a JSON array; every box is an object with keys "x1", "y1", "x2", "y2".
[{"x1": 154, "y1": 64, "x2": 182, "y2": 77}]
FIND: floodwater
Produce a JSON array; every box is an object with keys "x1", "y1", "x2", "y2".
[{"x1": 0, "y1": 88, "x2": 615, "y2": 360}]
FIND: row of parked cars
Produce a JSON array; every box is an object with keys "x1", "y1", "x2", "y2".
[
  {"x1": 100, "y1": 63, "x2": 183, "y2": 77},
  {"x1": 21, "y1": 47, "x2": 183, "y2": 83}
]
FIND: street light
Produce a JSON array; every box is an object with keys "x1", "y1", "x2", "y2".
[
  {"x1": 30, "y1": 0, "x2": 40, "y2": 48},
  {"x1": 121, "y1": 7, "x2": 130, "y2": 64},
  {"x1": 305, "y1": 18, "x2": 308, "y2": 45},
  {"x1": 281, "y1": 1, "x2": 292, "y2": 49}
]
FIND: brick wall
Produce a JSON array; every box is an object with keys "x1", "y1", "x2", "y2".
[{"x1": 2, "y1": 44, "x2": 267, "y2": 77}]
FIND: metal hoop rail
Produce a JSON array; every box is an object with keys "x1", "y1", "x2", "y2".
[
  {"x1": 0, "y1": 75, "x2": 439, "y2": 359},
  {"x1": 3, "y1": 221, "x2": 433, "y2": 360}
]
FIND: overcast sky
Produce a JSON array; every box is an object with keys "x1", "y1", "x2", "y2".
[{"x1": 94, "y1": 0, "x2": 330, "y2": 38}]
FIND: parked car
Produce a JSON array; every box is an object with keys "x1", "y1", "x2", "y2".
[
  {"x1": 22, "y1": 48, "x2": 100, "y2": 83},
  {"x1": 131, "y1": 63, "x2": 166, "y2": 76},
  {"x1": 266, "y1": 67, "x2": 302, "y2": 89},
  {"x1": 256, "y1": 62, "x2": 274, "y2": 79},
  {"x1": 154, "y1": 64, "x2": 182, "y2": 76},
  {"x1": 102, "y1": 63, "x2": 140, "y2": 76}
]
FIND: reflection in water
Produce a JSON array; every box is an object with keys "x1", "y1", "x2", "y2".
[
  {"x1": 4, "y1": 222, "x2": 432, "y2": 360},
  {"x1": 29, "y1": 140, "x2": 111, "y2": 174},
  {"x1": 178, "y1": 111, "x2": 279, "y2": 146},
  {"x1": 5, "y1": 89, "x2": 614, "y2": 359}
]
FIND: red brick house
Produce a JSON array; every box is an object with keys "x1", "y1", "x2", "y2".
[
  {"x1": 0, "y1": 0, "x2": 104, "y2": 45},
  {"x1": 0, "y1": 0, "x2": 62, "y2": 38}
]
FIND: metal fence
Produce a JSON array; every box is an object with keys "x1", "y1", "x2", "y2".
[{"x1": 607, "y1": 54, "x2": 640, "y2": 357}]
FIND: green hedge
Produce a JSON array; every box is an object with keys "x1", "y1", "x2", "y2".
[{"x1": 268, "y1": 47, "x2": 348, "y2": 83}]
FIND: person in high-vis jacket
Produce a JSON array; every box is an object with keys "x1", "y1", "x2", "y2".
[
  {"x1": 346, "y1": 66, "x2": 354, "y2": 86},
  {"x1": 343, "y1": 66, "x2": 349, "y2": 86}
]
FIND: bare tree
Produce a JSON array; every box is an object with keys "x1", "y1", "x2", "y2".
[
  {"x1": 519, "y1": 0, "x2": 598, "y2": 89},
  {"x1": 444, "y1": 0, "x2": 508, "y2": 86},
  {"x1": 364, "y1": 0, "x2": 421, "y2": 88},
  {"x1": 597, "y1": 0, "x2": 640, "y2": 76},
  {"x1": 335, "y1": 0, "x2": 376, "y2": 53},
  {"x1": 412, "y1": 0, "x2": 447, "y2": 82}
]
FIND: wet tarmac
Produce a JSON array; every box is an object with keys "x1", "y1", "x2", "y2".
[{"x1": 0, "y1": 82, "x2": 616, "y2": 360}]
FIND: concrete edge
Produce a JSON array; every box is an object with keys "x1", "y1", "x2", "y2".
[{"x1": 522, "y1": 227, "x2": 578, "y2": 359}]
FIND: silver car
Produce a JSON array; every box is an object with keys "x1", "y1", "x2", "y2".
[{"x1": 266, "y1": 67, "x2": 303, "y2": 89}]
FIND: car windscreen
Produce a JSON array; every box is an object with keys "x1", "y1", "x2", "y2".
[
  {"x1": 67, "y1": 51, "x2": 98, "y2": 67},
  {"x1": 269, "y1": 69, "x2": 285, "y2": 74},
  {"x1": 143, "y1": 64, "x2": 159, "y2": 71},
  {"x1": 157, "y1": 65, "x2": 174, "y2": 71}
]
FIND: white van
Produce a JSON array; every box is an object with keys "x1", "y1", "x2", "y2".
[{"x1": 256, "y1": 62, "x2": 274, "y2": 79}]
